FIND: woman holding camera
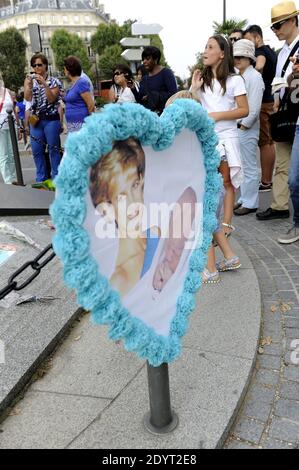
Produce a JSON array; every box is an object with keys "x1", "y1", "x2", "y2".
[
  {"x1": 24, "y1": 53, "x2": 62, "y2": 183},
  {"x1": 109, "y1": 64, "x2": 136, "y2": 104}
]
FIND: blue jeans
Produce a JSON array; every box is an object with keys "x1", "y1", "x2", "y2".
[
  {"x1": 30, "y1": 119, "x2": 61, "y2": 182},
  {"x1": 289, "y1": 125, "x2": 299, "y2": 227}
]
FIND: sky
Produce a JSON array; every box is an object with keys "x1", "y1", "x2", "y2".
[{"x1": 103, "y1": 0, "x2": 286, "y2": 78}]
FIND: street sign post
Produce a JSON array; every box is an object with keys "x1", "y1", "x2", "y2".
[
  {"x1": 120, "y1": 37, "x2": 150, "y2": 47},
  {"x1": 131, "y1": 23, "x2": 163, "y2": 36},
  {"x1": 121, "y1": 49, "x2": 142, "y2": 62}
]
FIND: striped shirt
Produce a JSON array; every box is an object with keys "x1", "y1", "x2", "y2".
[{"x1": 32, "y1": 76, "x2": 62, "y2": 116}]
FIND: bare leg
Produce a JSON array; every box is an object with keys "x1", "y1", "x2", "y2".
[
  {"x1": 206, "y1": 245, "x2": 217, "y2": 273},
  {"x1": 260, "y1": 144, "x2": 276, "y2": 184},
  {"x1": 214, "y1": 231, "x2": 236, "y2": 260},
  {"x1": 220, "y1": 161, "x2": 235, "y2": 236}
]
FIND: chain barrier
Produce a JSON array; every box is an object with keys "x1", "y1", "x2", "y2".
[
  {"x1": 0, "y1": 117, "x2": 9, "y2": 131},
  {"x1": 29, "y1": 134, "x2": 64, "y2": 154},
  {"x1": 0, "y1": 244, "x2": 56, "y2": 301}
]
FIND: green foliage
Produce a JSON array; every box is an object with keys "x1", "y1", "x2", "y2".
[
  {"x1": 91, "y1": 19, "x2": 171, "y2": 77},
  {"x1": 187, "y1": 52, "x2": 204, "y2": 88},
  {"x1": 0, "y1": 27, "x2": 27, "y2": 91},
  {"x1": 213, "y1": 18, "x2": 248, "y2": 36},
  {"x1": 50, "y1": 29, "x2": 91, "y2": 74},
  {"x1": 98, "y1": 44, "x2": 129, "y2": 79},
  {"x1": 175, "y1": 75, "x2": 185, "y2": 91},
  {"x1": 95, "y1": 95, "x2": 109, "y2": 108}
]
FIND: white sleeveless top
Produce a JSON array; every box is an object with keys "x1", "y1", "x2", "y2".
[{"x1": 0, "y1": 88, "x2": 13, "y2": 130}]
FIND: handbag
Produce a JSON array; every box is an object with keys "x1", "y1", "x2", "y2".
[
  {"x1": 270, "y1": 91, "x2": 298, "y2": 143},
  {"x1": 270, "y1": 40, "x2": 299, "y2": 143},
  {"x1": 29, "y1": 113, "x2": 39, "y2": 127}
]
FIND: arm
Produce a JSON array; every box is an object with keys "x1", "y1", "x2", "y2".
[
  {"x1": 24, "y1": 76, "x2": 33, "y2": 102},
  {"x1": 33, "y1": 74, "x2": 60, "y2": 103},
  {"x1": 241, "y1": 75, "x2": 265, "y2": 129},
  {"x1": 163, "y1": 68, "x2": 178, "y2": 97},
  {"x1": 81, "y1": 91, "x2": 95, "y2": 114},
  {"x1": 255, "y1": 55, "x2": 266, "y2": 73},
  {"x1": 109, "y1": 86, "x2": 116, "y2": 103},
  {"x1": 209, "y1": 94, "x2": 249, "y2": 122}
]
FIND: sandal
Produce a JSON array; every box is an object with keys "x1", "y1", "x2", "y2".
[
  {"x1": 222, "y1": 223, "x2": 236, "y2": 239},
  {"x1": 202, "y1": 269, "x2": 221, "y2": 284},
  {"x1": 216, "y1": 256, "x2": 241, "y2": 272}
]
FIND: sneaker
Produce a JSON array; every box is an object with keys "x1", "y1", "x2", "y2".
[
  {"x1": 259, "y1": 182, "x2": 273, "y2": 192},
  {"x1": 216, "y1": 256, "x2": 242, "y2": 272},
  {"x1": 277, "y1": 226, "x2": 299, "y2": 245},
  {"x1": 202, "y1": 269, "x2": 221, "y2": 284}
]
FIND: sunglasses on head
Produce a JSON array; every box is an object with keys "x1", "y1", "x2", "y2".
[
  {"x1": 32, "y1": 63, "x2": 44, "y2": 68},
  {"x1": 271, "y1": 19, "x2": 288, "y2": 31}
]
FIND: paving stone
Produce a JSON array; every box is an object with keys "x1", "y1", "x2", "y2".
[
  {"x1": 258, "y1": 355, "x2": 281, "y2": 371},
  {"x1": 286, "y1": 328, "x2": 299, "y2": 340},
  {"x1": 261, "y1": 438, "x2": 295, "y2": 449},
  {"x1": 280, "y1": 382, "x2": 299, "y2": 401},
  {"x1": 242, "y1": 399, "x2": 272, "y2": 422},
  {"x1": 233, "y1": 418, "x2": 265, "y2": 445},
  {"x1": 275, "y1": 399, "x2": 299, "y2": 421},
  {"x1": 262, "y1": 343, "x2": 284, "y2": 357},
  {"x1": 226, "y1": 440, "x2": 259, "y2": 449},
  {"x1": 247, "y1": 383, "x2": 276, "y2": 405},
  {"x1": 285, "y1": 318, "x2": 299, "y2": 329},
  {"x1": 284, "y1": 366, "x2": 299, "y2": 383},
  {"x1": 269, "y1": 417, "x2": 299, "y2": 443},
  {"x1": 255, "y1": 369, "x2": 280, "y2": 387}
]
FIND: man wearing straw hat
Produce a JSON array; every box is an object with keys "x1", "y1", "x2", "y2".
[{"x1": 257, "y1": 1, "x2": 299, "y2": 221}]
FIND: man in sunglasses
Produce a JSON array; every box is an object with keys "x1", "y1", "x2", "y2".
[
  {"x1": 257, "y1": 1, "x2": 299, "y2": 221},
  {"x1": 229, "y1": 29, "x2": 244, "y2": 43}
]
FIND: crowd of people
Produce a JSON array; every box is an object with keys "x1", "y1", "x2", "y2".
[
  {"x1": 188, "y1": 0, "x2": 299, "y2": 283},
  {"x1": 0, "y1": 1, "x2": 298, "y2": 270}
]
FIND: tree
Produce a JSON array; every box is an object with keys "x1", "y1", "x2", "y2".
[
  {"x1": 50, "y1": 29, "x2": 91, "y2": 75},
  {"x1": 91, "y1": 22, "x2": 134, "y2": 56},
  {"x1": 98, "y1": 44, "x2": 129, "y2": 79},
  {"x1": 0, "y1": 27, "x2": 27, "y2": 91},
  {"x1": 91, "y1": 19, "x2": 170, "y2": 71},
  {"x1": 213, "y1": 18, "x2": 248, "y2": 36}
]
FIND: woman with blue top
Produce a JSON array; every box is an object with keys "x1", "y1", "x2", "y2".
[{"x1": 63, "y1": 56, "x2": 95, "y2": 133}]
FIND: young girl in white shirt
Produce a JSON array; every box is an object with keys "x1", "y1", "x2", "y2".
[{"x1": 191, "y1": 34, "x2": 249, "y2": 283}]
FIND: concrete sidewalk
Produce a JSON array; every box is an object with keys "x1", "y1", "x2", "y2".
[{"x1": 0, "y1": 223, "x2": 261, "y2": 449}]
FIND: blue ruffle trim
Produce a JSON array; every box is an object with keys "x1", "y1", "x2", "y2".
[{"x1": 50, "y1": 100, "x2": 222, "y2": 367}]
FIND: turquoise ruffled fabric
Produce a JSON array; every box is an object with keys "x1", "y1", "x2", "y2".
[{"x1": 50, "y1": 100, "x2": 222, "y2": 367}]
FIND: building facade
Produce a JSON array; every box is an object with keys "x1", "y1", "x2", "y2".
[{"x1": 0, "y1": 0, "x2": 110, "y2": 74}]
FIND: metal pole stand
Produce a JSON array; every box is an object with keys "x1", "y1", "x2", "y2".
[
  {"x1": 7, "y1": 108, "x2": 25, "y2": 186},
  {"x1": 144, "y1": 362, "x2": 179, "y2": 435}
]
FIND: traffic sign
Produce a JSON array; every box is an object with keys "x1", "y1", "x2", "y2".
[
  {"x1": 120, "y1": 37, "x2": 150, "y2": 47},
  {"x1": 131, "y1": 23, "x2": 163, "y2": 36},
  {"x1": 121, "y1": 49, "x2": 142, "y2": 61}
]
